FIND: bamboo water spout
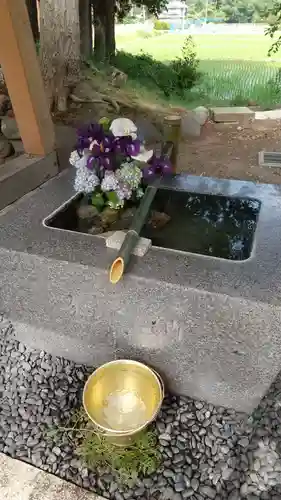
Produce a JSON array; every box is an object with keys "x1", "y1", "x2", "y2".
[
  {"x1": 109, "y1": 115, "x2": 181, "y2": 284},
  {"x1": 109, "y1": 184, "x2": 158, "y2": 284}
]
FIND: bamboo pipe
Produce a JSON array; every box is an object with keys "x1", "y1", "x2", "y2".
[
  {"x1": 109, "y1": 184, "x2": 158, "y2": 284},
  {"x1": 109, "y1": 126, "x2": 180, "y2": 284},
  {"x1": 163, "y1": 115, "x2": 181, "y2": 174}
]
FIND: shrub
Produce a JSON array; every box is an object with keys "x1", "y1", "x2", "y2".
[
  {"x1": 122, "y1": 16, "x2": 137, "y2": 24},
  {"x1": 153, "y1": 20, "x2": 170, "y2": 31},
  {"x1": 114, "y1": 36, "x2": 200, "y2": 98},
  {"x1": 171, "y1": 36, "x2": 201, "y2": 94}
]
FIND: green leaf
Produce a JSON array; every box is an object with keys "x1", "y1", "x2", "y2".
[
  {"x1": 91, "y1": 192, "x2": 105, "y2": 210},
  {"x1": 99, "y1": 117, "x2": 111, "y2": 131},
  {"x1": 106, "y1": 191, "x2": 120, "y2": 208}
]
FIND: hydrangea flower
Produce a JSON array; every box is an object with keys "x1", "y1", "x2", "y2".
[
  {"x1": 136, "y1": 187, "x2": 144, "y2": 199},
  {"x1": 74, "y1": 166, "x2": 100, "y2": 193},
  {"x1": 101, "y1": 171, "x2": 119, "y2": 192},
  {"x1": 69, "y1": 150, "x2": 82, "y2": 167},
  {"x1": 116, "y1": 162, "x2": 143, "y2": 190}
]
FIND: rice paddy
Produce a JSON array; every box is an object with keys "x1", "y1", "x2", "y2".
[{"x1": 116, "y1": 32, "x2": 281, "y2": 107}]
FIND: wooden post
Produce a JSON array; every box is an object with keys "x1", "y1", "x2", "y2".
[{"x1": 0, "y1": 0, "x2": 55, "y2": 155}]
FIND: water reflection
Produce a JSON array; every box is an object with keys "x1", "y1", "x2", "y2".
[{"x1": 141, "y1": 189, "x2": 261, "y2": 261}]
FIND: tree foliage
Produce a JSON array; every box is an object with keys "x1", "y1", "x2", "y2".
[
  {"x1": 188, "y1": 0, "x2": 274, "y2": 23},
  {"x1": 116, "y1": 0, "x2": 168, "y2": 21},
  {"x1": 265, "y1": 1, "x2": 281, "y2": 55}
]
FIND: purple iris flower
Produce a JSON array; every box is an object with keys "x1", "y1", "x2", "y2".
[
  {"x1": 143, "y1": 155, "x2": 173, "y2": 179},
  {"x1": 86, "y1": 130, "x2": 115, "y2": 172},
  {"x1": 89, "y1": 134, "x2": 114, "y2": 156},
  {"x1": 114, "y1": 136, "x2": 141, "y2": 157},
  {"x1": 87, "y1": 153, "x2": 115, "y2": 179},
  {"x1": 76, "y1": 122, "x2": 104, "y2": 151}
]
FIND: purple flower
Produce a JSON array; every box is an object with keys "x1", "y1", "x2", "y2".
[
  {"x1": 86, "y1": 132, "x2": 115, "y2": 173},
  {"x1": 114, "y1": 136, "x2": 141, "y2": 157},
  {"x1": 87, "y1": 153, "x2": 114, "y2": 172},
  {"x1": 76, "y1": 122, "x2": 104, "y2": 150},
  {"x1": 89, "y1": 134, "x2": 114, "y2": 156},
  {"x1": 142, "y1": 155, "x2": 173, "y2": 179}
]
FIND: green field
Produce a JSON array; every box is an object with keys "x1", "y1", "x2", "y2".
[{"x1": 116, "y1": 33, "x2": 281, "y2": 107}]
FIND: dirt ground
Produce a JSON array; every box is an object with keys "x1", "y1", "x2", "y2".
[
  {"x1": 56, "y1": 101, "x2": 281, "y2": 185},
  {"x1": 178, "y1": 119, "x2": 281, "y2": 185}
]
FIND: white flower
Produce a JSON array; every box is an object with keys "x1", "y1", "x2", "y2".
[
  {"x1": 74, "y1": 166, "x2": 100, "y2": 194},
  {"x1": 69, "y1": 150, "x2": 82, "y2": 167},
  {"x1": 131, "y1": 145, "x2": 153, "y2": 163},
  {"x1": 101, "y1": 171, "x2": 118, "y2": 192},
  {"x1": 117, "y1": 182, "x2": 132, "y2": 201},
  {"x1": 117, "y1": 162, "x2": 143, "y2": 190},
  {"x1": 110, "y1": 118, "x2": 137, "y2": 140}
]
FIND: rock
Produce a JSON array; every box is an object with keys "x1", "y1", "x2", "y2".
[
  {"x1": 77, "y1": 203, "x2": 101, "y2": 232},
  {"x1": 0, "y1": 134, "x2": 14, "y2": 159},
  {"x1": 200, "y1": 485, "x2": 216, "y2": 498},
  {"x1": 53, "y1": 446, "x2": 61, "y2": 456},
  {"x1": 181, "y1": 111, "x2": 202, "y2": 138},
  {"x1": 88, "y1": 225, "x2": 103, "y2": 235},
  {"x1": 193, "y1": 106, "x2": 209, "y2": 126},
  {"x1": 0, "y1": 94, "x2": 11, "y2": 116},
  {"x1": 175, "y1": 481, "x2": 185, "y2": 492},
  {"x1": 2, "y1": 315, "x2": 281, "y2": 500},
  {"x1": 228, "y1": 491, "x2": 240, "y2": 500},
  {"x1": 160, "y1": 433, "x2": 171, "y2": 441},
  {"x1": 1, "y1": 116, "x2": 20, "y2": 140},
  {"x1": 191, "y1": 478, "x2": 199, "y2": 491},
  {"x1": 238, "y1": 437, "x2": 249, "y2": 448},
  {"x1": 148, "y1": 211, "x2": 171, "y2": 229},
  {"x1": 111, "y1": 68, "x2": 128, "y2": 87},
  {"x1": 110, "y1": 207, "x2": 137, "y2": 231},
  {"x1": 240, "y1": 483, "x2": 248, "y2": 496},
  {"x1": 100, "y1": 206, "x2": 120, "y2": 228}
]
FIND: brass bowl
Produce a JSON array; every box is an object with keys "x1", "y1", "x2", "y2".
[{"x1": 83, "y1": 360, "x2": 164, "y2": 437}]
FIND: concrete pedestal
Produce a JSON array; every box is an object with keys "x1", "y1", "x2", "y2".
[{"x1": 1, "y1": 170, "x2": 281, "y2": 413}]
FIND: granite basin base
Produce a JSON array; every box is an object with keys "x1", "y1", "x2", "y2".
[{"x1": 1, "y1": 169, "x2": 281, "y2": 413}]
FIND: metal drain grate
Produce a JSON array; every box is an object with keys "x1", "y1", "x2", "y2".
[{"x1": 259, "y1": 151, "x2": 281, "y2": 168}]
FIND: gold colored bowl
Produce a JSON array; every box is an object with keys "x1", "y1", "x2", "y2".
[{"x1": 83, "y1": 360, "x2": 164, "y2": 436}]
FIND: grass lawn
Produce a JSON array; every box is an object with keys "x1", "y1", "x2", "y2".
[{"x1": 116, "y1": 32, "x2": 281, "y2": 107}]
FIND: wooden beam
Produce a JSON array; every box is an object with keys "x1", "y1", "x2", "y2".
[{"x1": 0, "y1": 0, "x2": 55, "y2": 155}]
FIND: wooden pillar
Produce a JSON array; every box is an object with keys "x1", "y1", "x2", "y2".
[{"x1": 0, "y1": 0, "x2": 55, "y2": 156}]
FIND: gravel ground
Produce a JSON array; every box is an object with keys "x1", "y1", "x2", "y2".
[{"x1": 1, "y1": 316, "x2": 281, "y2": 500}]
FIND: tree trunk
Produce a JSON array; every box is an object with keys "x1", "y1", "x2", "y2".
[
  {"x1": 93, "y1": 0, "x2": 106, "y2": 62},
  {"x1": 39, "y1": 0, "x2": 80, "y2": 112},
  {"x1": 105, "y1": 0, "x2": 115, "y2": 62},
  {"x1": 79, "y1": 0, "x2": 93, "y2": 60},
  {"x1": 26, "y1": 0, "x2": 40, "y2": 44}
]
